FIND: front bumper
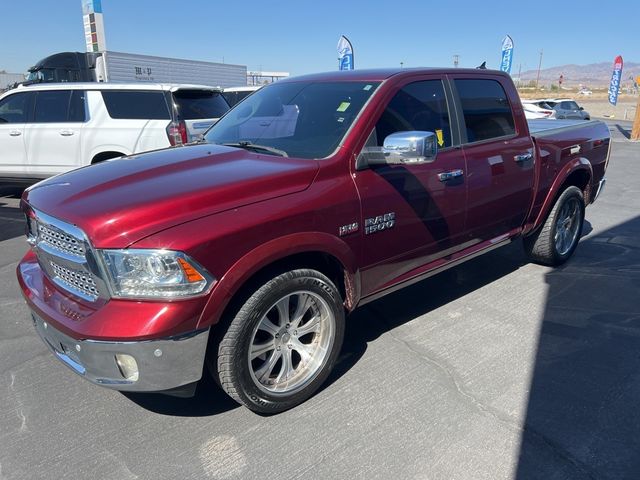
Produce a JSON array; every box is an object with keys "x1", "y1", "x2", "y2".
[{"x1": 32, "y1": 311, "x2": 209, "y2": 392}]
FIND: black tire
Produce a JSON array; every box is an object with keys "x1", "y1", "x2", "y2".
[
  {"x1": 523, "y1": 186, "x2": 585, "y2": 266},
  {"x1": 212, "y1": 269, "x2": 345, "y2": 414}
]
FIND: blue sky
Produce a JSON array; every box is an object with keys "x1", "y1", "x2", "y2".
[{"x1": 1, "y1": 0, "x2": 636, "y2": 76}]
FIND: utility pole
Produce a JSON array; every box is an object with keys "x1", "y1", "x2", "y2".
[
  {"x1": 517, "y1": 64, "x2": 522, "y2": 87},
  {"x1": 535, "y1": 49, "x2": 543, "y2": 90},
  {"x1": 453, "y1": 54, "x2": 459, "y2": 68}
]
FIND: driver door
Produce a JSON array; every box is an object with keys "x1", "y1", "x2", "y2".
[{"x1": 353, "y1": 77, "x2": 468, "y2": 297}]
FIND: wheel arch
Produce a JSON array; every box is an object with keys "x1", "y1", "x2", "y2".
[
  {"x1": 528, "y1": 158, "x2": 592, "y2": 234},
  {"x1": 197, "y1": 233, "x2": 359, "y2": 331},
  {"x1": 91, "y1": 150, "x2": 128, "y2": 164}
]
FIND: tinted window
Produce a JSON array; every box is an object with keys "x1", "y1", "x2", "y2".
[
  {"x1": 560, "y1": 101, "x2": 579, "y2": 110},
  {"x1": 69, "y1": 90, "x2": 86, "y2": 122},
  {"x1": 374, "y1": 80, "x2": 452, "y2": 148},
  {"x1": 101, "y1": 91, "x2": 170, "y2": 120},
  {"x1": 205, "y1": 81, "x2": 380, "y2": 159},
  {"x1": 173, "y1": 90, "x2": 229, "y2": 120},
  {"x1": 222, "y1": 90, "x2": 257, "y2": 108},
  {"x1": 455, "y1": 79, "x2": 515, "y2": 142},
  {"x1": 34, "y1": 90, "x2": 71, "y2": 123},
  {"x1": 0, "y1": 92, "x2": 33, "y2": 123}
]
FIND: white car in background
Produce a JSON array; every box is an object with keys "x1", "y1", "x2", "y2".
[
  {"x1": 521, "y1": 100, "x2": 554, "y2": 119},
  {"x1": 0, "y1": 82, "x2": 230, "y2": 185},
  {"x1": 540, "y1": 98, "x2": 591, "y2": 120}
]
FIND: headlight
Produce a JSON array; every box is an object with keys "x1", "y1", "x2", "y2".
[{"x1": 98, "y1": 249, "x2": 214, "y2": 299}]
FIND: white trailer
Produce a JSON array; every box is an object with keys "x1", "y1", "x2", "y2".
[{"x1": 94, "y1": 51, "x2": 246, "y2": 87}]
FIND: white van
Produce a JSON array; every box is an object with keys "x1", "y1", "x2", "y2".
[{"x1": 0, "y1": 83, "x2": 229, "y2": 184}]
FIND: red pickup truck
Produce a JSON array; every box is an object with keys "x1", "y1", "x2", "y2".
[{"x1": 17, "y1": 68, "x2": 610, "y2": 413}]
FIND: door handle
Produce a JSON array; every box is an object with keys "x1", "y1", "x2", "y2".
[
  {"x1": 9, "y1": 130, "x2": 21, "y2": 137},
  {"x1": 514, "y1": 152, "x2": 533, "y2": 162},
  {"x1": 438, "y1": 169, "x2": 464, "y2": 182},
  {"x1": 59, "y1": 130, "x2": 75, "y2": 136}
]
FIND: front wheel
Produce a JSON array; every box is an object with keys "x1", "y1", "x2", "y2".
[
  {"x1": 213, "y1": 269, "x2": 345, "y2": 413},
  {"x1": 523, "y1": 186, "x2": 585, "y2": 266}
]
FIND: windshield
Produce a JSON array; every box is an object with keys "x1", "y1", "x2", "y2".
[
  {"x1": 204, "y1": 81, "x2": 380, "y2": 159},
  {"x1": 26, "y1": 69, "x2": 55, "y2": 82}
]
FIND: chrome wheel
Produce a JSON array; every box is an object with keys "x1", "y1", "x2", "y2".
[
  {"x1": 248, "y1": 290, "x2": 335, "y2": 396},
  {"x1": 554, "y1": 197, "x2": 581, "y2": 256}
]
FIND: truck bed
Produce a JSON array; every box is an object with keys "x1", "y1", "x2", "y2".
[{"x1": 527, "y1": 118, "x2": 602, "y2": 138}]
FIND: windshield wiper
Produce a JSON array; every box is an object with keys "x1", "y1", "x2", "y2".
[{"x1": 221, "y1": 142, "x2": 288, "y2": 157}]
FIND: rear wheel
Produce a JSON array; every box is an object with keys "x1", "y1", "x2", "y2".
[
  {"x1": 213, "y1": 269, "x2": 345, "y2": 413},
  {"x1": 524, "y1": 186, "x2": 585, "y2": 266}
]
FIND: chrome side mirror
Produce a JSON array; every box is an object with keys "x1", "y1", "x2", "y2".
[{"x1": 365, "y1": 131, "x2": 438, "y2": 166}]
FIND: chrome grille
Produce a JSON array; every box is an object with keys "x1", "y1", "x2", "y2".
[
  {"x1": 50, "y1": 261, "x2": 99, "y2": 300},
  {"x1": 38, "y1": 223, "x2": 85, "y2": 258},
  {"x1": 28, "y1": 208, "x2": 107, "y2": 303}
]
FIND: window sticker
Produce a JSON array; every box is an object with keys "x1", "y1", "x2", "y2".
[
  {"x1": 435, "y1": 129, "x2": 444, "y2": 147},
  {"x1": 337, "y1": 102, "x2": 351, "y2": 112},
  {"x1": 363, "y1": 85, "x2": 372, "y2": 91}
]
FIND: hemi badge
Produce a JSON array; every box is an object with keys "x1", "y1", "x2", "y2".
[{"x1": 339, "y1": 222, "x2": 359, "y2": 236}]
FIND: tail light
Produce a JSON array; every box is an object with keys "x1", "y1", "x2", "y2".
[{"x1": 166, "y1": 120, "x2": 188, "y2": 145}]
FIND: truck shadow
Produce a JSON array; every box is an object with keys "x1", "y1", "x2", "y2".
[
  {"x1": 122, "y1": 371, "x2": 240, "y2": 416},
  {"x1": 515, "y1": 216, "x2": 640, "y2": 478}
]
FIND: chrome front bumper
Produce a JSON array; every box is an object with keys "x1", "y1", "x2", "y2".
[{"x1": 32, "y1": 313, "x2": 209, "y2": 392}]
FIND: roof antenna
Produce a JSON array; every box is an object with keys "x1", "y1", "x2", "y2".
[{"x1": 477, "y1": 61, "x2": 487, "y2": 69}]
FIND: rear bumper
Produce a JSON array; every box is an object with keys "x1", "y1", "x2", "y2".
[
  {"x1": 32, "y1": 311, "x2": 209, "y2": 392},
  {"x1": 592, "y1": 177, "x2": 606, "y2": 203}
]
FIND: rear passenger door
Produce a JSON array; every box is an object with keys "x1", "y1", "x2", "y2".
[
  {"x1": 95, "y1": 90, "x2": 172, "y2": 154},
  {"x1": 24, "y1": 90, "x2": 86, "y2": 177},
  {"x1": 451, "y1": 76, "x2": 535, "y2": 242}
]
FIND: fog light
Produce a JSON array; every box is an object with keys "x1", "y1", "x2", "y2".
[{"x1": 115, "y1": 354, "x2": 139, "y2": 382}]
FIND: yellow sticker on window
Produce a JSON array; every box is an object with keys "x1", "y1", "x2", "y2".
[
  {"x1": 337, "y1": 102, "x2": 351, "y2": 112},
  {"x1": 435, "y1": 129, "x2": 444, "y2": 147}
]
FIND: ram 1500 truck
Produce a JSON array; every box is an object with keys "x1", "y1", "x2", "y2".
[{"x1": 17, "y1": 68, "x2": 611, "y2": 413}]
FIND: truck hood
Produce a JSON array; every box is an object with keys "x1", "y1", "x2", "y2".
[{"x1": 24, "y1": 144, "x2": 319, "y2": 248}]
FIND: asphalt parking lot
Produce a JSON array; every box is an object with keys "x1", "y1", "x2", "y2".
[{"x1": 1, "y1": 121, "x2": 638, "y2": 480}]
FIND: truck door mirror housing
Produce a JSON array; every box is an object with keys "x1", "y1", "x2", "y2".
[{"x1": 365, "y1": 131, "x2": 438, "y2": 167}]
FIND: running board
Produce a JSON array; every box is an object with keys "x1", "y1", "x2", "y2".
[{"x1": 358, "y1": 237, "x2": 513, "y2": 307}]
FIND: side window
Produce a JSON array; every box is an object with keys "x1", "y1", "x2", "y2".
[
  {"x1": 33, "y1": 90, "x2": 72, "y2": 123},
  {"x1": 455, "y1": 79, "x2": 515, "y2": 143},
  {"x1": 374, "y1": 80, "x2": 452, "y2": 148},
  {"x1": 0, "y1": 92, "x2": 33, "y2": 124},
  {"x1": 101, "y1": 91, "x2": 171, "y2": 120},
  {"x1": 68, "y1": 90, "x2": 87, "y2": 122}
]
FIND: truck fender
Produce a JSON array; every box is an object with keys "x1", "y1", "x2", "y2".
[
  {"x1": 527, "y1": 157, "x2": 592, "y2": 234},
  {"x1": 197, "y1": 232, "x2": 359, "y2": 330}
]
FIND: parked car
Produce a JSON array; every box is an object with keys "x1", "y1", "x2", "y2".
[
  {"x1": 17, "y1": 68, "x2": 610, "y2": 413},
  {"x1": 222, "y1": 85, "x2": 261, "y2": 107},
  {"x1": 578, "y1": 89, "x2": 593, "y2": 96},
  {"x1": 0, "y1": 82, "x2": 230, "y2": 185},
  {"x1": 538, "y1": 98, "x2": 591, "y2": 120},
  {"x1": 521, "y1": 100, "x2": 553, "y2": 119}
]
